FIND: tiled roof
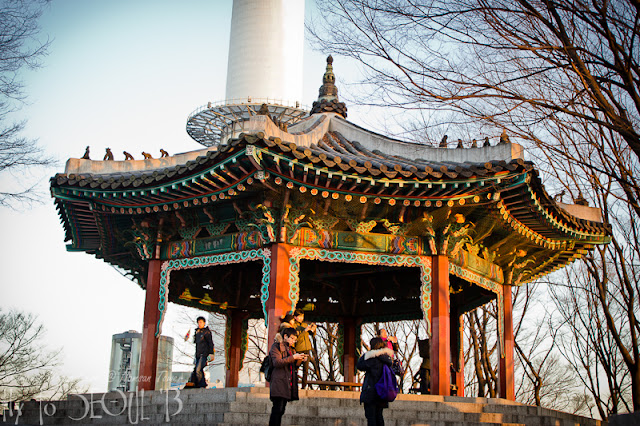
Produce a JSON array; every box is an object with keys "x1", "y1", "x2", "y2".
[{"x1": 52, "y1": 131, "x2": 531, "y2": 188}]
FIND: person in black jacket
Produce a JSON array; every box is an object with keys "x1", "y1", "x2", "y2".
[
  {"x1": 268, "y1": 327, "x2": 306, "y2": 426},
  {"x1": 186, "y1": 316, "x2": 215, "y2": 388},
  {"x1": 357, "y1": 337, "x2": 394, "y2": 426}
]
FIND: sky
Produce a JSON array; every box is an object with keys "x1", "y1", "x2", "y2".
[{"x1": 0, "y1": 0, "x2": 366, "y2": 393}]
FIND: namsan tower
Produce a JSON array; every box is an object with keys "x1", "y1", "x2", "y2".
[
  {"x1": 225, "y1": 0, "x2": 304, "y2": 103},
  {"x1": 186, "y1": 0, "x2": 308, "y2": 147}
]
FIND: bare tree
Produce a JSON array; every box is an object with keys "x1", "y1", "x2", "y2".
[
  {"x1": 0, "y1": 309, "x2": 86, "y2": 401},
  {"x1": 465, "y1": 307, "x2": 499, "y2": 397},
  {"x1": 310, "y1": 0, "x2": 640, "y2": 162},
  {"x1": 0, "y1": 0, "x2": 54, "y2": 207},
  {"x1": 311, "y1": 0, "x2": 640, "y2": 412},
  {"x1": 530, "y1": 110, "x2": 640, "y2": 416}
]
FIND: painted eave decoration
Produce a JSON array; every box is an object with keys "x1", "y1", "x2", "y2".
[{"x1": 50, "y1": 111, "x2": 611, "y2": 289}]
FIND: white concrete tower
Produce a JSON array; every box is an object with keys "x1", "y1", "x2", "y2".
[
  {"x1": 186, "y1": 0, "x2": 308, "y2": 146},
  {"x1": 225, "y1": 0, "x2": 305, "y2": 104}
]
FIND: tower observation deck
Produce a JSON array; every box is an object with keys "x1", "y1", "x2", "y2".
[{"x1": 186, "y1": 0, "x2": 308, "y2": 147}]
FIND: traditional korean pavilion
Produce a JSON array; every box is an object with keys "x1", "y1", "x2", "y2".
[{"x1": 51, "y1": 57, "x2": 610, "y2": 397}]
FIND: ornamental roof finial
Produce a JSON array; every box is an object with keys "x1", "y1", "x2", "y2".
[{"x1": 310, "y1": 55, "x2": 348, "y2": 118}]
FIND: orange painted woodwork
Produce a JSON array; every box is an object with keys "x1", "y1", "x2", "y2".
[
  {"x1": 138, "y1": 259, "x2": 162, "y2": 391},
  {"x1": 500, "y1": 285, "x2": 515, "y2": 400},
  {"x1": 266, "y1": 243, "x2": 294, "y2": 348},
  {"x1": 430, "y1": 255, "x2": 451, "y2": 396}
]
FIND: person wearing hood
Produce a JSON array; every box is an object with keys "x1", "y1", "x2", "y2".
[
  {"x1": 185, "y1": 316, "x2": 214, "y2": 388},
  {"x1": 269, "y1": 327, "x2": 306, "y2": 426},
  {"x1": 357, "y1": 337, "x2": 394, "y2": 426}
]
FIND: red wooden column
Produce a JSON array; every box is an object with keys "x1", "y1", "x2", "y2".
[
  {"x1": 499, "y1": 285, "x2": 515, "y2": 400},
  {"x1": 266, "y1": 243, "x2": 294, "y2": 348},
  {"x1": 430, "y1": 255, "x2": 451, "y2": 395},
  {"x1": 138, "y1": 259, "x2": 162, "y2": 391},
  {"x1": 341, "y1": 317, "x2": 357, "y2": 384},
  {"x1": 226, "y1": 309, "x2": 246, "y2": 388}
]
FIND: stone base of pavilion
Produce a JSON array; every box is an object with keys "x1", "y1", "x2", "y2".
[{"x1": 5, "y1": 387, "x2": 605, "y2": 426}]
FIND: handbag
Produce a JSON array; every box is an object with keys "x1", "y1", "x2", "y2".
[{"x1": 392, "y1": 358, "x2": 404, "y2": 376}]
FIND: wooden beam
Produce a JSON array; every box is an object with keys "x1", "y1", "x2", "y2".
[
  {"x1": 430, "y1": 255, "x2": 451, "y2": 396},
  {"x1": 499, "y1": 285, "x2": 515, "y2": 400},
  {"x1": 266, "y1": 243, "x2": 294, "y2": 347},
  {"x1": 138, "y1": 259, "x2": 162, "y2": 391},
  {"x1": 225, "y1": 310, "x2": 247, "y2": 387}
]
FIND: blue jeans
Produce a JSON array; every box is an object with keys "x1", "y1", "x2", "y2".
[{"x1": 190, "y1": 355, "x2": 207, "y2": 388}]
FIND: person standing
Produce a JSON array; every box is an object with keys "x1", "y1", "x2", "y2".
[
  {"x1": 293, "y1": 309, "x2": 316, "y2": 388},
  {"x1": 378, "y1": 328, "x2": 403, "y2": 376},
  {"x1": 357, "y1": 337, "x2": 394, "y2": 426},
  {"x1": 377, "y1": 328, "x2": 399, "y2": 353},
  {"x1": 269, "y1": 327, "x2": 306, "y2": 426},
  {"x1": 279, "y1": 313, "x2": 296, "y2": 333},
  {"x1": 185, "y1": 316, "x2": 214, "y2": 388}
]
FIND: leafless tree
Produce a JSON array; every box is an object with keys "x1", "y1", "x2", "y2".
[
  {"x1": 531, "y1": 111, "x2": 640, "y2": 416},
  {"x1": 465, "y1": 306, "x2": 499, "y2": 397},
  {"x1": 310, "y1": 0, "x2": 640, "y2": 162},
  {"x1": 512, "y1": 284, "x2": 585, "y2": 412},
  {"x1": 307, "y1": 322, "x2": 342, "y2": 385},
  {"x1": 0, "y1": 0, "x2": 54, "y2": 207},
  {"x1": 0, "y1": 309, "x2": 86, "y2": 402},
  {"x1": 311, "y1": 0, "x2": 640, "y2": 412}
]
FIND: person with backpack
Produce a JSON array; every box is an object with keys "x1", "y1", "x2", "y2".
[
  {"x1": 357, "y1": 337, "x2": 395, "y2": 426},
  {"x1": 268, "y1": 327, "x2": 306, "y2": 426}
]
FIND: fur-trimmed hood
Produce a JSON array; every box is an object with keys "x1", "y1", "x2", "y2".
[{"x1": 364, "y1": 347, "x2": 394, "y2": 360}]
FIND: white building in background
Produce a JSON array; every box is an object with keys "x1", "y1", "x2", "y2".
[
  {"x1": 225, "y1": 0, "x2": 304, "y2": 103},
  {"x1": 186, "y1": 0, "x2": 308, "y2": 147},
  {"x1": 108, "y1": 331, "x2": 173, "y2": 392}
]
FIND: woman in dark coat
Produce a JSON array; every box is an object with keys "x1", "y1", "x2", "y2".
[
  {"x1": 269, "y1": 327, "x2": 306, "y2": 426},
  {"x1": 357, "y1": 337, "x2": 394, "y2": 426}
]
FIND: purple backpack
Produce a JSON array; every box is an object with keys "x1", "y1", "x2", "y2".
[{"x1": 375, "y1": 364, "x2": 399, "y2": 402}]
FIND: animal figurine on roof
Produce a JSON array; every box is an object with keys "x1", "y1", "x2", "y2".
[
  {"x1": 123, "y1": 151, "x2": 134, "y2": 160},
  {"x1": 574, "y1": 192, "x2": 589, "y2": 206},
  {"x1": 499, "y1": 130, "x2": 511, "y2": 144},
  {"x1": 553, "y1": 190, "x2": 565, "y2": 203},
  {"x1": 258, "y1": 103, "x2": 269, "y2": 115},
  {"x1": 81, "y1": 146, "x2": 90, "y2": 159},
  {"x1": 439, "y1": 135, "x2": 448, "y2": 148},
  {"x1": 160, "y1": 149, "x2": 169, "y2": 158},
  {"x1": 104, "y1": 148, "x2": 114, "y2": 161},
  {"x1": 142, "y1": 152, "x2": 153, "y2": 159}
]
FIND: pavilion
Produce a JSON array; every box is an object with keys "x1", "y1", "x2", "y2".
[{"x1": 50, "y1": 57, "x2": 610, "y2": 398}]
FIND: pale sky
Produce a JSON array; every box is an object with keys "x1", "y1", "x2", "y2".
[{"x1": 0, "y1": 0, "x2": 366, "y2": 393}]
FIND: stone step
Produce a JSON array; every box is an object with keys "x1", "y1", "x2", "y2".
[{"x1": 2, "y1": 388, "x2": 604, "y2": 426}]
